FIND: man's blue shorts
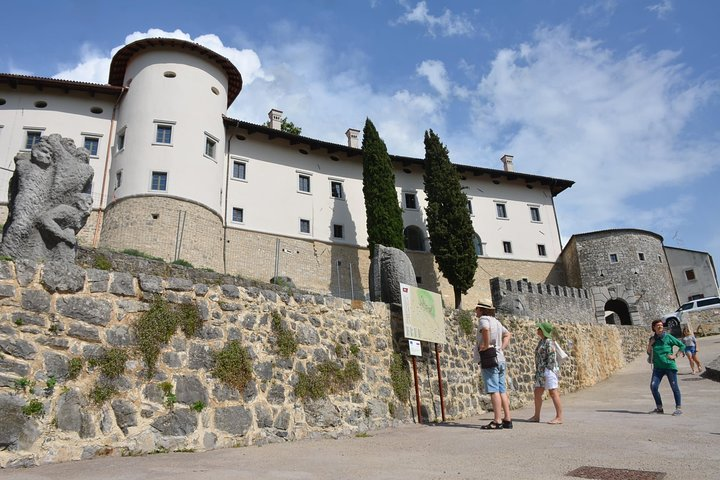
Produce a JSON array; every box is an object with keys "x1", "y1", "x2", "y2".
[{"x1": 481, "y1": 361, "x2": 507, "y2": 394}]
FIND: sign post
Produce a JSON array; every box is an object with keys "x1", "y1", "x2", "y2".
[{"x1": 399, "y1": 284, "x2": 447, "y2": 424}]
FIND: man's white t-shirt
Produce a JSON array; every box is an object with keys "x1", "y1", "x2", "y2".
[{"x1": 476, "y1": 315, "x2": 509, "y2": 363}]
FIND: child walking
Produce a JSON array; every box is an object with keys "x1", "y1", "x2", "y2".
[{"x1": 681, "y1": 326, "x2": 702, "y2": 374}]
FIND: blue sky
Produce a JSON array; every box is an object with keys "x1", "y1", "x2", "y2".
[{"x1": 2, "y1": 0, "x2": 719, "y2": 270}]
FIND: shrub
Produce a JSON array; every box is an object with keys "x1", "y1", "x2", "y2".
[
  {"x1": 349, "y1": 344, "x2": 360, "y2": 356},
  {"x1": 389, "y1": 353, "x2": 412, "y2": 403},
  {"x1": 22, "y1": 399, "x2": 44, "y2": 417},
  {"x1": 271, "y1": 311, "x2": 297, "y2": 358},
  {"x1": 134, "y1": 296, "x2": 201, "y2": 377},
  {"x1": 456, "y1": 310, "x2": 474, "y2": 336},
  {"x1": 171, "y1": 259, "x2": 193, "y2": 268},
  {"x1": 89, "y1": 348, "x2": 128, "y2": 378},
  {"x1": 212, "y1": 340, "x2": 253, "y2": 392},
  {"x1": 89, "y1": 383, "x2": 117, "y2": 405},
  {"x1": 14, "y1": 318, "x2": 23, "y2": 326},
  {"x1": 121, "y1": 249, "x2": 164, "y2": 262},
  {"x1": 14, "y1": 377, "x2": 33, "y2": 393},
  {"x1": 93, "y1": 254, "x2": 113, "y2": 270},
  {"x1": 67, "y1": 357, "x2": 84, "y2": 380},
  {"x1": 191, "y1": 401, "x2": 205, "y2": 412},
  {"x1": 294, "y1": 359, "x2": 364, "y2": 401}
]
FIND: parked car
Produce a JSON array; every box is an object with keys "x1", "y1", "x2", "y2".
[{"x1": 662, "y1": 296, "x2": 720, "y2": 337}]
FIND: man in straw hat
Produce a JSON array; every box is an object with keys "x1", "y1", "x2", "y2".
[{"x1": 473, "y1": 300, "x2": 512, "y2": 430}]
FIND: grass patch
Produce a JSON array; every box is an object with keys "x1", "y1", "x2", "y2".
[
  {"x1": 171, "y1": 259, "x2": 193, "y2": 268},
  {"x1": 294, "y1": 359, "x2": 363, "y2": 401},
  {"x1": 389, "y1": 353, "x2": 412, "y2": 403},
  {"x1": 89, "y1": 348, "x2": 128, "y2": 378},
  {"x1": 0, "y1": 255, "x2": 13, "y2": 261},
  {"x1": 22, "y1": 399, "x2": 44, "y2": 417},
  {"x1": 121, "y1": 249, "x2": 164, "y2": 262},
  {"x1": 456, "y1": 310, "x2": 474, "y2": 336},
  {"x1": 191, "y1": 401, "x2": 205, "y2": 412},
  {"x1": 14, "y1": 318, "x2": 23, "y2": 326},
  {"x1": 134, "y1": 296, "x2": 202, "y2": 377},
  {"x1": 93, "y1": 254, "x2": 112, "y2": 270},
  {"x1": 212, "y1": 340, "x2": 253, "y2": 392},
  {"x1": 355, "y1": 432, "x2": 372, "y2": 438},
  {"x1": 67, "y1": 357, "x2": 84, "y2": 380},
  {"x1": 89, "y1": 383, "x2": 117, "y2": 405},
  {"x1": 271, "y1": 311, "x2": 297, "y2": 358},
  {"x1": 158, "y1": 381, "x2": 176, "y2": 409},
  {"x1": 14, "y1": 377, "x2": 33, "y2": 393}
]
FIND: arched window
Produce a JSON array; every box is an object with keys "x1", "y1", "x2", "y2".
[
  {"x1": 404, "y1": 226, "x2": 425, "y2": 251},
  {"x1": 472, "y1": 233, "x2": 484, "y2": 256}
]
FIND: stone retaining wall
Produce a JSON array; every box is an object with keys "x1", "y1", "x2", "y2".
[{"x1": 0, "y1": 258, "x2": 648, "y2": 468}]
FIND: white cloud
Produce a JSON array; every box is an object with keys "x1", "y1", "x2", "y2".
[
  {"x1": 468, "y1": 25, "x2": 719, "y2": 237},
  {"x1": 647, "y1": 0, "x2": 673, "y2": 19},
  {"x1": 417, "y1": 60, "x2": 451, "y2": 98},
  {"x1": 395, "y1": 1, "x2": 474, "y2": 37},
  {"x1": 52, "y1": 28, "x2": 271, "y2": 86}
]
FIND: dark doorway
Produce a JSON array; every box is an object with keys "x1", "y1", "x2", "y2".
[{"x1": 604, "y1": 299, "x2": 632, "y2": 325}]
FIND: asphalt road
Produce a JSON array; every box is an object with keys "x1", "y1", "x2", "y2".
[{"x1": 2, "y1": 336, "x2": 719, "y2": 480}]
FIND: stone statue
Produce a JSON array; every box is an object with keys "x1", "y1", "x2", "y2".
[
  {"x1": 369, "y1": 244, "x2": 417, "y2": 304},
  {"x1": 0, "y1": 134, "x2": 94, "y2": 263}
]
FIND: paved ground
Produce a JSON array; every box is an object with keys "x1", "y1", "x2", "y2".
[{"x1": 2, "y1": 336, "x2": 719, "y2": 480}]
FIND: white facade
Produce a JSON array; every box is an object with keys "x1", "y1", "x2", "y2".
[{"x1": 1, "y1": 38, "x2": 573, "y2": 295}]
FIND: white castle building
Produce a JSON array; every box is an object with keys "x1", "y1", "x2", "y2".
[{"x1": 2, "y1": 38, "x2": 713, "y2": 309}]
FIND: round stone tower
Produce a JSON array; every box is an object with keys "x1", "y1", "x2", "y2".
[
  {"x1": 562, "y1": 229, "x2": 678, "y2": 325},
  {"x1": 99, "y1": 38, "x2": 242, "y2": 270}
]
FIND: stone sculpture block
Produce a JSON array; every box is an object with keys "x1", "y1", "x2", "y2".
[
  {"x1": 0, "y1": 134, "x2": 94, "y2": 263},
  {"x1": 369, "y1": 244, "x2": 417, "y2": 304}
]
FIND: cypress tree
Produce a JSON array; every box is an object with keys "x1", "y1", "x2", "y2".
[
  {"x1": 423, "y1": 129, "x2": 477, "y2": 308},
  {"x1": 362, "y1": 118, "x2": 404, "y2": 256}
]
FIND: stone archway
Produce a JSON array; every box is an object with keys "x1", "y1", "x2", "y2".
[
  {"x1": 591, "y1": 284, "x2": 640, "y2": 325},
  {"x1": 604, "y1": 298, "x2": 632, "y2": 325}
]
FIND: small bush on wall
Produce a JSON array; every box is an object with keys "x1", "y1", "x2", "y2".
[
  {"x1": 212, "y1": 340, "x2": 253, "y2": 392},
  {"x1": 271, "y1": 311, "x2": 297, "y2": 358},
  {"x1": 456, "y1": 310, "x2": 474, "y2": 336},
  {"x1": 294, "y1": 359, "x2": 364, "y2": 400},
  {"x1": 389, "y1": 353, "x2": 412, "y2": 403},
  {"x1": 133, "y1": 296, "x2": 202, "y2": 377}
]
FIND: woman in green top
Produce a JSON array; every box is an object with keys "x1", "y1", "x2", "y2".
[{"x1": 647, "y1": 319, "x2": 686, "y2": 415}]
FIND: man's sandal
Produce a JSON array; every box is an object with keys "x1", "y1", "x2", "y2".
[{"x1": 480, "y1": 421, "x2": 503, "y2": 430}]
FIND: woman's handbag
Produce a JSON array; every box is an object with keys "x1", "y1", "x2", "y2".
[{"x1": 479, "y1": 346, "x2": 499, "y2": 369}]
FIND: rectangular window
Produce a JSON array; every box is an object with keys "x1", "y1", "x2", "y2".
[
  {"x1": 205, "y1": 137, "x2": 216, "y2": 158},
  {"x1": 333, "y1": 224, "x2": 344, "y2": 239},
  {"x1": 299, "y1": 218, "x2": 311, "y2": 234},
  {"x1": 404, "y1": 193, "x2": 417, "y2": 209},
  {"x1": 330, "y1": 181, "x2": 344, "y2": 199},
  {"x1": 150, "y1": 171, "x2": 167, "y2": 191},
  {"x1": 503, "y1": 241, "x2": 512, "y2": 254},
  {"x1": 117, "y1": 131, "x2": 126, "y2": 151},
  {"x1": 232, "y1": 207, "x2": 244, "y2": 223},
  {"x1": 298, "y1": 174, "x2": 311, "y2": 193},
  {"x1": 685, "y1": 269, "x2": 696, "y2": 281},
  {"x1": 115, "y1": 170, "x2": 122, "y2": 189},
  {"x1": 232, "y1": 161, "x2": 246, "y2": 180},
  {"x1": 25, "y1": 131, "x2": 42, "y2": 149},
  {"x1": 638, "y1": 252, "x2": 645, "y2": 261},
  {"x1": 530, "y1": 206, "x2": 541, "y2": 222},
  {"x1": 84, "y1": 137, "x2": 99, "y2": 156},
  {"x1": 537, "y1": 244, "x2": 547, "y2": 256},
  {"x1": 467, "y1": 200, "x2": 473, "y2": 215},
  {"x1": 609, "y1": 253, "x2": 618, "y2": 263},
  {"x1": 155, "y1": 124, "x2": 172, "y2": 144},
  {"x1": 496, "y1": 202, "x2": 508, "y2": 219}
]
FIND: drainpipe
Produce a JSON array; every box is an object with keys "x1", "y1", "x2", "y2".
[
  {"x1": 222, "y1": 133, "x2": 232, "y2": 275},
  {"x1": 92, "y1": 88, "x2": 126, "y2": 247}
]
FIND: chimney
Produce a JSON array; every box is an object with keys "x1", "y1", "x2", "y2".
[
  {"x1": 346, "y1": 128, "x2": 360, "y2": 148},
  {"x1": 501, "y1": 154, "x2": 514, "y2": 172},
  {"x1": 268, "y1": 109, "x2": 283, "y2": 130}
]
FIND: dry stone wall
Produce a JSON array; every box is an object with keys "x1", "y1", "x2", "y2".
[{"x1": 0, "y1": 257, "x2": 649, "y2": 469}]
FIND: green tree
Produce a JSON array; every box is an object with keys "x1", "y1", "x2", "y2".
[
  {"x1": 265, "y1": 117, "x2": 302, "y2": 135},
  {"x1": 362, "y1": 118, "x2": 404, "y2": 256},
  {"x1": 423, "y1": 129, "x2": 477, "y2": 308}
]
